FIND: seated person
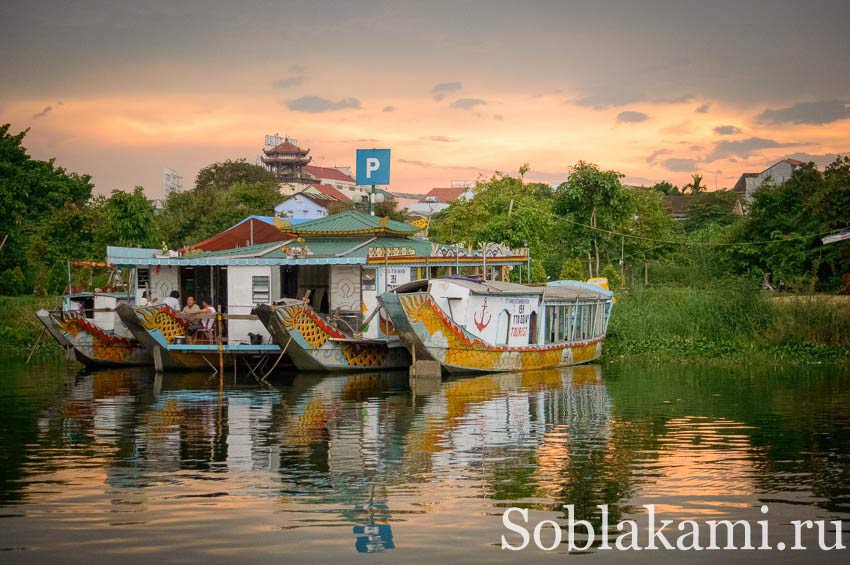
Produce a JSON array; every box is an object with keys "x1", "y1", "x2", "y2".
[
  {"x1": 193, "y1": 298, "x2": 217, "y2": 341},
  {"x1": 163, "y1": 290, "x2": 180, "y2": 311},
  {"x1": 182, "y1": 295, "x2": 202, "y2": 332}
]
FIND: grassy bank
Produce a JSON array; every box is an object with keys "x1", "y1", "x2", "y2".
[
  {"x1": 0, "y1": 295, "x2": 63, "y2": 353},
  {"x1": 606, "y1": 283, "x2": 850, "y2": 363}
]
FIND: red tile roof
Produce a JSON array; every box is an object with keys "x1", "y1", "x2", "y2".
[
  {"x1": 312, "y1": 183, "x2": 350, "y2": 202},
  {"x1": 417, "y1": 186, "x2": 467, "y2": 203},
  {"x1": 185, "y1": 218, "x2": 292, "y2": 252},
  {"x1": 304, "y1": 165, "x2": 355, "y2": 183}
]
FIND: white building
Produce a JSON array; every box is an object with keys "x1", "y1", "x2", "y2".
[{"x1": 732, "y1": 158, "x2": 804, "y2": 201}]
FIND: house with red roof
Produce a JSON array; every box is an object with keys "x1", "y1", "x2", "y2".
[{"x1": 409, "y1": 186, "x2": 474, "y2": 216}]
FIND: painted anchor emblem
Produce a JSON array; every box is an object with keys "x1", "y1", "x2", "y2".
[{"x1": 473, "y1": 298, "x2": 492, "y2": 332}]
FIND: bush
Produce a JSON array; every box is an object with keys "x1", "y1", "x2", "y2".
[
  {"x1": 0, "y1": 267, "x2": 25, "y2": 295},
  {"x1": 529, "y1": 259, "x2": 548, "y2": 283},
  {"x1": 558, "y1": 257, "x2": 585, "y2": 280},
  {"x1": 600, "y1": 264, "x2": 623, "y2": 291}
]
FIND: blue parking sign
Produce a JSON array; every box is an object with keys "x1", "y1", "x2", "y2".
[{"x1": 356, "y1": 149, "x2": 391, "y2": 185}]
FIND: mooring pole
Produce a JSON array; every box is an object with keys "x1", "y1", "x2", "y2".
[{"x1": 217, "y1": 306, "x2": 224, "y2": 378}]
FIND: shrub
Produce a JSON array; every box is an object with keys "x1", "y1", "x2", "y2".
[
  {"x1": 600, "y1": 264, "x2": 623, "y2": 291},
  {"x1": 558, "y1": 257, "x2": 585, "y2": 280}
]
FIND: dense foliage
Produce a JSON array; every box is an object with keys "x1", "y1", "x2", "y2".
[
  {"x1": 430, "y1": 158, "x2": 850, "y2": 292},
  {"x1": 2, "y1": 120, "x2": 849, "y2": 296}
]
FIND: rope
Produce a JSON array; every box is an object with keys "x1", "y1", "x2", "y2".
[{"x1": 560, "y1": 217, "x2": 850, "y2": 248}]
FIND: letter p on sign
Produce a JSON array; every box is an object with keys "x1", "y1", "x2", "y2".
[{"x1": 356, "y1": 149, "x2": 391, "y2": 185}]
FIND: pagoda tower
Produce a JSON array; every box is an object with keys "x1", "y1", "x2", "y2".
[{"x1": 260, "y1": 138, "x2": 312, "y2": 182}]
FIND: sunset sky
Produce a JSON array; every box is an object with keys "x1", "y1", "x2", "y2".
[{"x1": 2, "y1": 0, "x2": 849, "y2": 198}]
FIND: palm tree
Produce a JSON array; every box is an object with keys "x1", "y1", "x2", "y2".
[{"x1": 683, "y1": 173, "x2": 706, "y2": 194}]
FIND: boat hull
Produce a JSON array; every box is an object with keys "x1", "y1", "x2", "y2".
[
  {"x1": 379, "y1": 292, "x2": 603, "y2": 374},
  {"x1": 36, "y1": 309, "x2": 152, "y2": 368},
  {"x1": 255, "y1": 303, "x2": 410, "y2": 372},
  {"x1": 116, "y1": 304, "x2": 282, "y2": 372}
]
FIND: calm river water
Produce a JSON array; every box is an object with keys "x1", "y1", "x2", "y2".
[{"x1": 1, "y1": 357, "x2": 849, "y2": 563}]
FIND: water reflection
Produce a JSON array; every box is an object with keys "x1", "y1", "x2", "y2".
[{"x1": 0, "y1": 359, "x2": 849, "y2": 560}]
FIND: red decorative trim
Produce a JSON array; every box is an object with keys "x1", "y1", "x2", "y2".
[{"x1": 66, "y1": 315, "x2": 134, "y2": 345}]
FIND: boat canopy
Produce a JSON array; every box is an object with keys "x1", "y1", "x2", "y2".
[{"x1": 393, "y1": 278, "x2": 610, "y2": 300}]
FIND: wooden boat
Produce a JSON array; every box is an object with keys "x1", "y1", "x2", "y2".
[
  {"x1": 254, "y1": 301, "x2": 410, "y2": 372},
  {"x1": 116, "y1": 304, "x2": 282, "y2": 372},
  {"x1": 379, "y1": 278, "x2": 613, "y2": 374},
  {"x1": 35, "y1": 292, "x2": 152, "y2": 367}
]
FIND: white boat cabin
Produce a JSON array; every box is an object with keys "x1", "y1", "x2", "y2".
[{"x1": 396, "y1": 279, "x2": 613, "y2": 347}]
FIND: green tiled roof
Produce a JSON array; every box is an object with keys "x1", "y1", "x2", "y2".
[
  {"x1": 190, "y1": 241, "x2": 283, "y2": 259},
  {"x1": 287, "y1": 211, "x2": 420, "y2": 235}
]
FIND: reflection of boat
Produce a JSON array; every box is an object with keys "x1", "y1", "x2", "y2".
[
  {"x1": 255, "y1": 301, "x2": 410, "y2": 372},
  {"x1": 36, "y1": 292, "x2": 152, "y2": 367},
  {"x1": 116, "y1": 304, "x2": 281, "y2": 372},
  {"x1": 379, "y1": 279, "x2": 613, "y2": 374}
]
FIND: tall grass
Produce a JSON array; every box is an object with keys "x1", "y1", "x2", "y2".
[
  {"x1": 0, "y1": 295, "x2": 63, "y2": 352},
  {"x1": 767, "y1": 297, "x2": 850, "y2": 348},
  {"x1": 606, "y1": 281, "x2": 850, "y2": 362}
]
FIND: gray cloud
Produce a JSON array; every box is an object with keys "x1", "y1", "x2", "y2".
[
  {"x1": 713, "y1": 125, "x2": 742, "y2": 135},
  {"x1": 420, "y1": 135, "x2": 459, "y2": 142},
  {"x1": 756, "y1": 100, "x2": 850, "y2": 125},
  {"x1": 273, "y1": 76, "x2": 305, "y2": 89},
  {"x1": 399, "y1": 158, "x2": 436, "y2": 168},
  {"x1": 706, "y1": 137, "x2": 799, "y2": 161},
  {"x1": 695, "y1": 103, "x2": 711, "y2": 114},
  {"x1": 32, "y1": 105, "x2": 52, "y2": 119},
  {"x1": 661, "y1": 158, "x2": 698, "y2": 172},
  {"x1": 616, "y1": 110, "x2": 649, "y2": 123},
  {"x1": 288, "y1": 64, "x2": 306, "y2": 74},
  {"x1": 382, "y1": 105, "x2": 395, "y2": 112},
  {"x1": 451, "y1": 98, "x2": 487, "y2": 110},
  {"x1": 652, "y1": 93, "x2": 695, "y2": 104},
  {"x1": 646, "y1": 148, "x2": 671, "y2": 164},
  {"x1": 432, "y1": 81, "x2": 462, "y2": 101},
  {"x1": 287, "y1": 96, "x2": 361, "y2": 113}
]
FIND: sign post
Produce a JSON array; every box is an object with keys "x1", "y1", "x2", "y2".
[{"x1": 356, "y1": 149, "x2": 391, "y2": 215}]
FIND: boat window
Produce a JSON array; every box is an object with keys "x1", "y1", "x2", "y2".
[
  {"x1": 564, "y1": 305, "x2": 573, "y2": 342},
  {"x1": 546, "y1": 306, "x2": 557, "y2": 343},
  {"x1": 573, "y1": 304, "x2": 582, "y2": 340},
  {"x1": 495, "y1": 309, "x2": 510, "y2": 345}
]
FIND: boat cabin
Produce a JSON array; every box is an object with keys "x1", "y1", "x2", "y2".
[
  {"x1": 107, "y1": 211, "x2": 531, "y2": 345},
  {"x1": 394, "y1": 278, "x2": 612, "y2": 347}
]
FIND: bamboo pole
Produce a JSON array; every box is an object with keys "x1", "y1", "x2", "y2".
[{"x1": 217, "y1": 305, "x2": 224, "y2": 376}]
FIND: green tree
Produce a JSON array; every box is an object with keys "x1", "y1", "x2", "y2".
[
  {"x1": 100, "y1": 187, "x2": 158, "y2": 248},
  {"x1": 194, "y1": 159, "x2": 278, "y2": 193},
  {"x1": 619, "y1": 188, "x2": 677, "y2": 284},
  {"x1": 558, "y1": 257, "x2": 586, "y2": 280},
  {"x1": 684, "y1": 190, "x2": 741, "y2": 232},
  {"x1": 650, "y1": 180, "x2": 679, "y2": 195},
  {"x1": 429, "y1": 174, "x2": 556, "y2": 272},
  {"x1": 157, "y1": 179, "x2": 282, "y2": 248},
  {"x1": 0, "y1": 124, "x2": 94, "y2": 292},
  {"x1": 554, "y1": 161, "x2": 630, "y2": 277},
  {"x1": 683, "y1": 173, "x2": 706, "y2": 194}
]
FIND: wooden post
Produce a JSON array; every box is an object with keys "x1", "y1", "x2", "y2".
[{"x1": 217, "y1": 305, "x2": 224, "y2": 376}]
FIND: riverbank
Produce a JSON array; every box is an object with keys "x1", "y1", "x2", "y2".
[
  {"x1": 0, "y1": 295, "x2": 63, "y2": 353},
  {"x1": 2, "y1": 289, "x2": 849, "y2": 363},
  {"x1": 605, "y1": 284, "x2": 850, "y2": 363}
]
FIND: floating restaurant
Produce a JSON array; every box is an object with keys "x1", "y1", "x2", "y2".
[{"x1": 96, "y1": 211, "x2": 530, "y2": 372}]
